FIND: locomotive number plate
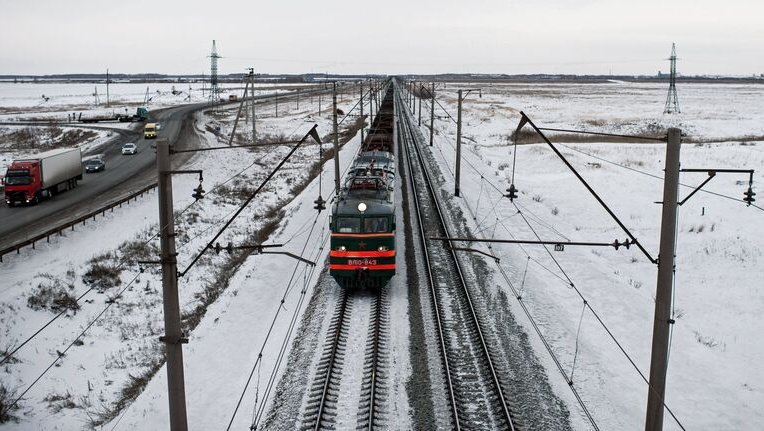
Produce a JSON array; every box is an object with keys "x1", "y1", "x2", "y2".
[{"x1": 348, "y1": 258, "x2": 377, "y2": 266}]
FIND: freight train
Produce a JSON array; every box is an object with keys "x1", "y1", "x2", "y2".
[{"x1": 329, "y1": 84, "x2": 397, "y2": 287}]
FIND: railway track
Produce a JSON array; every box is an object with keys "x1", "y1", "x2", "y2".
[
  {"x1": 396, "y1": 82, "x2": 519, "y2": 430},
  {"x1": 301, "y1": 284, "x2": 389, "y2": 430}
]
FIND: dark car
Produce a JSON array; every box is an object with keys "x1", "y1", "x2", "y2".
[{"x1": 84, "y1": 158, "x2": 106, "y2": 173}]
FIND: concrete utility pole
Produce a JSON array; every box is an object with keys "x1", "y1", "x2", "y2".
[
  {"x1": 249, "y1": 69, "x2": 256, "y2": 143},
  {"x1": 455, "y1": 89, "x2": 463, "y2": 196},
  {"x1": 454, "y1": 88, "x2": 481, "y2": 196},
  {"x1": 106, "y1": 68, "x2": 110, "y2": 108},
  {"x1": 368, "y1": 80, "x2": 374, "y2": 120},
  {"x1": 418, "y1": 85, "x2": 423, "y2": 126},
  {"x1": 360, "y1": 84, "x2": 365, "y2": 144},
  {"x1": 156, "y1": 140, "x2": 189, "y2": 431},
  {"x1": 429, "y1": 82, "x2": 435, "y2": 146},
  {"x1": 645, "y1": 128, "x2": 681, "y2": 431},
  {"x1": 332, "y1": 82, "x2": 340, "y2": 194},
  {"x1": 409, "y1": 80, "x2": 413, "y2": 110}
]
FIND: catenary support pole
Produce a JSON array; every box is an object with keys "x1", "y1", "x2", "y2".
[
  {"x1": 645, "y1": 127, "x2": 681, "y2": 431},
  {"x1": 360, "y1": 84, "x2": 365, "y2": 144},
  {"x1": 430, "y1": 82, "x2": 435, "y2": 146},
  {"x1": 249, "y1": 69, "x2": 256, "y2": 143},
  {"x1": 106, "y1": 68, "x2": 110, "y2": 108},
  {"x1": 455, "y1": 89, "x2": 463, "y2": 197},
  {"x1": 418, "y1": 85, "x2": 422, "y2": 126},
  {"x1": 333, "y1": 82, "x2": 340, "y2": 194},
  {"x1": 157, "y1": 140, "x2": 189, "y2": 431},
  {"x1": 369, "y1": 80, "x2": 374, "y2": 120}
]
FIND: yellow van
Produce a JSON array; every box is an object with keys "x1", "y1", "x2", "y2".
[{"x1": 144, "y1": 123, "x2": 157, "y2": 139}]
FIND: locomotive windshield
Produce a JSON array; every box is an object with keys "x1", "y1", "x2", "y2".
[
  {"x1": 336, "y1": 217, "x2": 361, "y2": 233},
  {"x1": 364, "y1": 217, "x2": 389, "y2": 233}
]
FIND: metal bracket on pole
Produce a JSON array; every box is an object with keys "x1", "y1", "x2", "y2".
[
  {"x1": 431, "y1": 236, "x2": 632, "y2": 250},
  {"x1": 449, "y1": 246, "x2": 501, "y2": 262},
  {"x1": 678, "y1": 168, "x2": 756, "y2": 206},
  {"x1": 520, "y1": 111, "x2": 657, "y2": 264},
  {"x1": 159, "y1": 335, "x2": 189, "y2": 344},
  {"x1": 207, "y1": 242, "x2": 316, "y2": 266}
]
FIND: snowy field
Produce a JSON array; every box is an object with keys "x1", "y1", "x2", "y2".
[
  {"x1": 0, "y1": 81, "x2": 316, "y2": 178},
  {"x1": 1, "y1": 79, "x2": 762, "y2": 430},
  {"x1": 415, "y1": 80, "x2": 764, "y2": 429},
  {"x1": 0, "y1": 85, "x2": 365, "y2": 429}
]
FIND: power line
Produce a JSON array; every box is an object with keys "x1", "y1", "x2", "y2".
[
  {"x1": 8, "y1": 271, "x2": 143, "y2": 411},
  {"x1": 560, "y1": 143, "x2": 764, "y2": 213},
  {"x1": 178, "y1": 125, "x2": 319, "y2": 278},
  {"x1": 409, "y1": 96, "x2": 688, "y2": 428}
]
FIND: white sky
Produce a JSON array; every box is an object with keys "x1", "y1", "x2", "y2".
[{"x1": 2, "y1": 0, "x2": 763, "y2": 76}]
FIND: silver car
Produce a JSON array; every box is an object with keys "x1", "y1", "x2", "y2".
[{"x1": 121, "y1": 143, "x2": 138, "y2": 155}]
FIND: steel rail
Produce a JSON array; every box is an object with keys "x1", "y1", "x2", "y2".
[
  {"x1": 397, "y1": 89, "x2": 461, "y2": 430},
  {"x1": 398, "y1": 83, "x2": 515, "y2": 430},
  {"x1": 365, "y1": 288, "x2": 383, "y2": 431},
  {"x1": 313, "y1": 290, "x2": 350, "y2": 431}
]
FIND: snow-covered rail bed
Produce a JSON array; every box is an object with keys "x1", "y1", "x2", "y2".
[
  {"x1": 301, "y1": 282, "x2": 390, "y2": 430},
  {"x1": 397, "y1": 86, "x2": 520, "y2": 430}
]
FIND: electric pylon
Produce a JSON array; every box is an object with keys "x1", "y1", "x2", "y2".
[
  {"x1": 664, "y1": 43, "x2": 680, "y2": 114},
  {"x1": 208, "y1": 40, "x2": 222, "y2": 106}
]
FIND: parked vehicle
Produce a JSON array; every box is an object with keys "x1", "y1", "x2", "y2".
[
  {"x1": 83, "y1": 158, "x2": 106, "y2": 173},
  {"x1": 144, "y1": 123, "x2": 157, "y2": 139},
  {"x1": 4, "y1": 148, "x2": 83, "y2": 206},
  {"x1": 121, "y1": 143, "x2": 138, "y2": 155}
]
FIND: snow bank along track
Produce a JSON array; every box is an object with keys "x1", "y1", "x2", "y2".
[
  {"x1": 396, "y1": 81, "x2": 521, "y2": 430},
  {"x1": 301, "y1": 285, "x2": 390, "y2": 430}
]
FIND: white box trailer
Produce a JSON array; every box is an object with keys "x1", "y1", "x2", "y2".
[{"x1": 36, "y1": 148, "x2": 83, "y2": 189}]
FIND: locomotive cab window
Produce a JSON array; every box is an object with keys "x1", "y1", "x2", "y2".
[
  {"x1": 363, "y1": 216, "x2": 389, "y2": 233},
  {"x1": 336, "y1": 217, "x2": 361, "y2": 233}
]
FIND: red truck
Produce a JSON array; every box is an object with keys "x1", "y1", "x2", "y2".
[{"x1": 3, "y1": 148, "x2": 83, "y2": 206}]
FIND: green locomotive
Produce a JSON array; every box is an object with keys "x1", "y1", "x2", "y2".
[{"x1": 330, "y1": 86, "x2": 397, "y2": 287}]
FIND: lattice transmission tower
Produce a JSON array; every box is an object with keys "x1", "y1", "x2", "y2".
[
  {"x1": 664, "y1": 42, "x2": 680, "y2": 114},
  {"x1": 208, "y1": 40, "x2": 222, "y2": 106}
]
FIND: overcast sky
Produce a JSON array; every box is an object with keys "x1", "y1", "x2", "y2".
[{"x1": 2, "y1": 0, "x2": 763, "y2": 76}]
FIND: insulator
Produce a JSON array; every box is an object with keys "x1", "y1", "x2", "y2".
[
  {"x1": 314, "y1": 195, "x2": 326, "y2": 212},
  {"x1": 505, "y1": 183, "x2": 518, "y2": 201},
  {"x1": 743, "y1": 187, "x2": 756, "y2": 205},
  {"x1": 192, "y1": 183, "x2": 206, "y2": 200}
]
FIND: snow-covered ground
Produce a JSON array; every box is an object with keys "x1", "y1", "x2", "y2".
[
  {"x1": 2, "y1": 79, "x2": 761, "y2": 430},
  {"x1": 0, "y1": 82, "x2": 310, "y2": 121},
  {"x1": 413, "y1": 80, "x2": 764, "y2": 429},
  {"x1": 0, "y1": 85, "x2": 365, "y2": 429}
]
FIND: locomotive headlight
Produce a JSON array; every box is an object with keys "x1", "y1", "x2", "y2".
[
  {"x1": 378, "y1": 246, "x2": 388, "y2": 252},
  {"x1": 357, "y1": 202, "x2": 367, "y2": 213},
  {"x1": 338, "y1": 246, "x2": 347, "y2": 251}
]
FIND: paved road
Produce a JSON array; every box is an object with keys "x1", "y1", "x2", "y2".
[
  {"x1": 0, "y1": 102, "x2": 206, "y2": 249},
  {"x1": 0, "y1": 89, "x2": 327, "y2": 250}
]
